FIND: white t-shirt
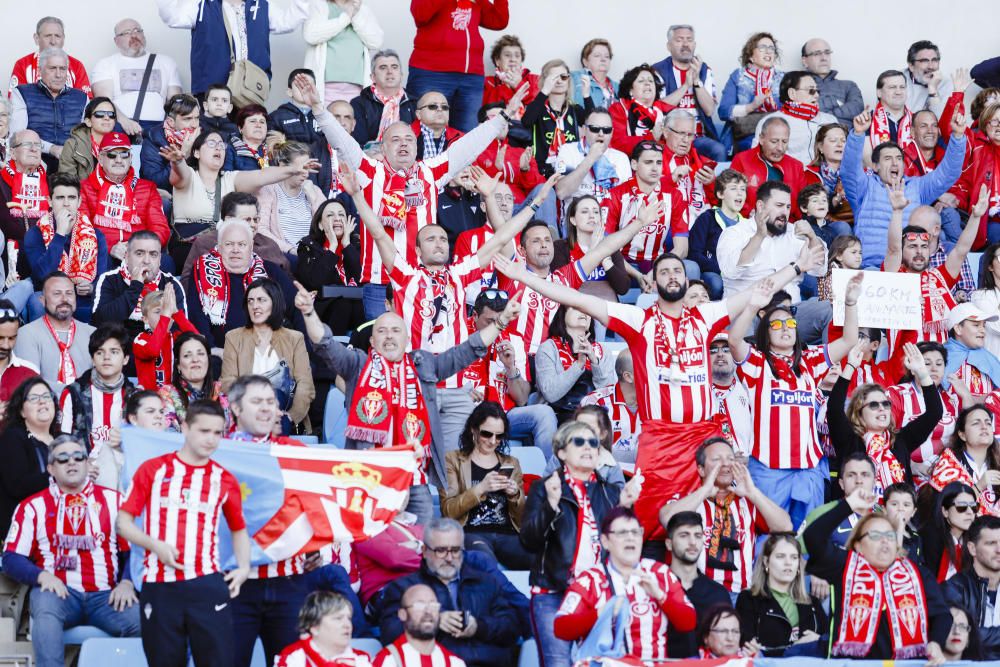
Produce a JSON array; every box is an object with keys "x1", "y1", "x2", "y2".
[{"x1": 90, "y1": 52, "x2": 183, "y2": 121}]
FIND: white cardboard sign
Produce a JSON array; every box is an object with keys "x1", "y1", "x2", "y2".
[{"x1": 831, "y1": 268, "x2": 921, "y2": 331}]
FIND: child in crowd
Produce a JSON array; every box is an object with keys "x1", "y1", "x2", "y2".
[
  {"x1": 817, "y1": 234, "x2": 862, "y2": 301},
  {"x1": 687, "y1": 169, "x2": 748, "y2": 299},
  {"x1": 200, "y1": 83, "x2": 237, "y2": 142},
  {"x1": 797, "y1": 183, "x2": 852, "y2": 247},
  {"x1": 132, "y1": 289, "x2": 198, "y2": 391}
]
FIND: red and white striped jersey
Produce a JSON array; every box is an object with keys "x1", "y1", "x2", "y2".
[
  {"x1": 889, "y1": 382, "x2": 961, "y2": 464},
  {"x1": 953, "y1": 362, "x2": 997, "y2": 399},
  {"x1": 121, "y1": 453, "x2": 246, "y2": 583},
  {"x1": 59, "y1": 384, "x2": 126, "y2": 454},
  {"x1": 372, "y1": 637, "x2": 466, "y2": 667},
  {"x1": 664, "y1": 147, "x2": 710, "y2": 227},
  {"x1": 496, "y1": 260, "x2": 587, "y2": 355},
  {"x1": 275, "y1": 638, "x2": 373, "y2": 667},
  {"x1": 389, "y1": 254, "x2": 482, "y2": 389},
  {"x1": 887, "y1": 265, "x2": 958, "y2": 357},
  {"x1": 581, "y1": 384, "x2": 642, "y2": 454},
  {"x1": 692, "y1": 494, "x2": 766, "y2": 593},
  {"x1": 462, "y1": 329, "x2": 529, "y2": 410},
  {"x1": 601, "y1": 177, "x2": 688, "y2": 264},
  {"x1": 4, "y1": 484, "x2": 126, "y2": 593},
  {"x1": 737, "y1": 346, "x2": 830, "y2": 469},
  {"x1": 555, "y1": 559, "x2": 695, "y2": 662},
  {"x1": 605, "y1": 300, "x2": 729, "y2": 424},
  {"x1": 454, "y1": 225, "x2": 498, "y2": 300},
  {"x1": 712, "y1": 379, "x2": 753, "y2": 457},
  {"x1": 357, "y1": 155, "x2": 450, "y2": 285}
]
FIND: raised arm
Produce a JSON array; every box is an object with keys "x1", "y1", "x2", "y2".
[
  {"x1": 476, "y1": 172, "x2": 559, "y2": 267},
  {"x1": 577, "y1": 199, "x2": 663, "y2": 276},
  {"x1": 841, "y1": 108, "x2": 873, "y2": 207},
  {"x1": 341, "y1": 165, "x2": 395, "y2": 272},
  {"x1": 883, "y1": 181, "x2": 907, "y2": 273},
  {"x1": 493, "y1": 254, "x2": 610, "y2": 326},
  {"x1": 897, "y1": 344, "x2": 944, "y2": 452},
  {"x1": 723, "y1": 240, "x2": 825, "y2": 323},
  {"x1": 295, "y1": 74, "x2": 363, "y2": 170},
  {"x1": 442, "y1": 83, "x2": 532, "y2": 183},
  {"x1": 554, "y1": 142, "x2": 603, "y2": 199},
  {"x1": 946, "y1": 184, "x2": 988, "y2": 278},
  {"x1": 233, "y1": 160, "x2": 319, "y2": 194},
  {"x1": 156, "y1": 0, "x2": 199, "y2": 28},
  {"x1": 918, "y1": 110, "x2": 967, "y2": 204},
  {"x1": 727, "y1": 279, "x2": 773, "y2": 364},
  {"x1": 825, "y1": 272, "x2": 863, "y2": 364},
  {"x1": 732, "y1": 461, "x2": 792, "y2": 532},
  {"x1": 658, "y1": 465, "x2": 720, "y2": 528}
]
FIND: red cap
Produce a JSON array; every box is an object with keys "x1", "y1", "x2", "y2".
[{"x1": 99, "y1": 132, "x2": 131, "y2": 152}]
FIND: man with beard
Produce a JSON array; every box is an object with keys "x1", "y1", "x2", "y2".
[
  {"x1": 717, "y1": 180, "x2": 830, "y2": 345},
  {"x1": 709, "y1": 333, "x2": 751, "y2": 457},
  {"x1": 664, "y1": 511, "x2": 731, "y2": 657},
  {"x1": 0, "y1": 299, "x2": 38, "y2": 412},
  {"x1": 14, "y1": 271, "x2": 94, "y2": 392},
  {"x1": 375, "y1": 583, "x2": 467, "y2": 667},
  {"x1": 490, "y1": 227, "x2": 823, "y2": 541},
  {"x1": 905, "y1": 40, "x2": 953, "y2": 117},
  {"x1": 378, "y1": 519, "x2": 522, "y2": 667}
]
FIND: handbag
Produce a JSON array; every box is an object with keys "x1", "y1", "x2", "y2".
[
  {"x1": 571, "y1": 594, "x2": 631, "y2": 664},
  {"x1": 731, "y1": 110, "x2": 767, "y2": 143},
  {"x1": 221, "y1": 7, "x2": 270, "y2": 108}
]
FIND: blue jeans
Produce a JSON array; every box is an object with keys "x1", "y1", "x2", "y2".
[
  {"x1": 1, "y1": 279, "x2": 33, "y2": 317},
  {"x1": 814, "y1": 220, "x2": 853, "y2": 247},
  {"x1": 748, "y1": 456, "x2": 829, "y2": 530},
  {"x1": 530, "y1": 592, "x2": 572, "y2": 667},
  {"x1": 407, "y1": 68, "x2": 485, "y2": 133},
  {"x1": 701, "y1": 272, "x2": 724, "y2": 299},
  {"x1": 30, "y1": 586, "x2": 141, "y2": 667},
  {"x1": 682, "y1": 259, "x2": 701, "y2": 281},
  {"x1": 406, "y1": 483, "x2": 435, "y2": 524},
  {"x1": 693, "y1": 136, "x2": 728, "y2": 163},
  {"x1": 231, "y1": 574, "x2": 308, "y2": 667},
  {"x1": 507, "y1": 404, "x2": 558, "y2": 459},
  {"x1": 361, "y1": 282, "x2": 388, "y2": 321}
]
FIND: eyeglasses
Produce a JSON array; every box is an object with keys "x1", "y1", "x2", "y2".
[
  {"x1": 755, "y1": 44, "x2": 777, "y2": 53},
  {"x1": 710, "y1": 345, "x2": 731, "y2": 355},
  {"x1": 805, "y1": 49, "x2": 833, "y2": 57},
  {"x1": 404, "y1": 601, "x2": 442, "y2": 612},
  {"x1": 52, "y1": 452, "x2": 87, "y2": 465},
  {"x1": 986, "y1": 119, "x2": 1000, "y2": 129},
  {"x1": 419, "y1": 103, "x2": 449, "y2": 111},
  {"x1": 426, "y1": 546, "x2": 463, "y2": 557},
  {"x1": 570, "y1": 436, "x2": 600, "y2": 449},
  {"x1": 710, "y1": 628, "x2": 742, "y2": 637},
  {"x1": 952, "y1": 502, "x2": 979, "y2": 513},
  {"x1": 202, "y1": 139, "x2": 226, "y2": 149},
  {"x1": 586, "y1": 125, "x2": 613, "y2": 135},
  {"x1": 952, "y1": 623, "x2": 972, "y2": 633},
  {"x1": 25, "y1": 393, "x2": 54, "y2": 405},
  {"x1": 606, "y1": 528, "x2": 642, "y2": 538},
  {"x1": 913, "y1": 57, "x2": 941, "y2": 65},
  {"x1": 768, "y1": 318, "x2": 797, "y2": 330},
  {"x1": 667, "y1": 126, "x2": 697, "y2": 141},
  {"x1": 556, "y1": 74, "x2": 570, "y2": 81},
  {"x1": 115, "y1": 28, "x2": 144, "y2": 38},
  {"x1": 482, "y1": 289, "x2": 509, "y2": 300},
  {"x1": 864, "y1": 400, "x2": 892, "y2": 411},
  {"x1": 105, "y1": 150, "x2": 131, "y2": 161},
  {"x1": 798, "y1": 88, "x2": 819, "y2": 95},
  {"x1": 12, "y1": 141, "x2": 42, "y2": 150},
  {"x1": 477, "y1": 428, "x2": 505, "y2": 441},
  {"x1": 91, "y1": 110, "x2": 117, "y2": 120},
  {"x1": 861, "y1": 529, "x2": 897, "y2": 543}
]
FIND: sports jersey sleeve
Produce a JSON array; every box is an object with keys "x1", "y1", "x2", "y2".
[
  {"x1": 936, "y1": 264, "x2": 960, "y2": 290},
  {"x1": 3, "y1": 500, "x2": 36, "y2": 557},
  {"x1": 452, "y1": 253, "x2": 484, "y2": 288},
  {"x1": 668, "y1": 189, "x2": 690, "y2": 236},
  {"x1": 694, "y1": 300, "x2": 729, "y2": 333},
  {"x1": 735, "y1": 347, "x2": 765, "y2": 387},
  {"x1": 802, "y1": 345, "x2": 832, "y2": 384},
  {"x1": 605, "y1": 301, "x2": 646, "y2": 340},
  {"x1": 387, "y1": 255, "x2": 416, "y2": 290},
  {"x1": 220, "y1": 470, "x2": 246, "y2": 532},
  {"x1": 121, "y1": 459, "x2": 154, "y2": 517},
  {"x1": 558, "y1": 261, "x2": 587, "y2": 290},
  {"x1": 553, "y1": 572, "x2": 601, "y2": 642}
]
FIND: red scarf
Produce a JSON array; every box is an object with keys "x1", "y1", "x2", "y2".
[
  {"x1": 552, "y1": 336, "x2": 603, "y2": 371},
  {"x1": 372, "y1": 85, "x2": 403, "y2": 141},
  {"x1": 864, "y1": 431, "x2": 905, "y2": 499},
  {"x1": 783, "y1": 101, "x2": 819, "y2": 121},
  {"x1": 545, "y1": 102, "x2": 569, "y2": 157},
  {"x1": 930, "y1": 448, "x2": 1000, "y2": 516},
  {"x1": 163, "y1": 119, "x2": 195, "y2": 147},
  {"x1": 376, "y1": 162, "x2": 420, "y2": 231},
  {"x1": 767, "y1": 352, "x2": 800, "y2": 384},
  {"x1": 627, "y1": 98, "x2": 660, "y2": 135},
  {"x1": 835, "y1": 551, "x2": 930, "y2": 660},
  {"x1": 87, "y1": 165, "x2": 138, "y2": 234},
  {"x1": 43, "y1": 316, "x2": 77, "y2": 384},
  {"x1": 345, "y1": 352, "x2": 431, "y2": 454},
  {"x1": 1, "y1": 161, "x2": 48, "y2": 219},
  {"x1": 120, "y1": 263, "x2": 162, "y2": 321},
  {"x1": 89, "y1": 134, "x2": 100, "y2": 159},
  {"x1": 744, "y1": 67, "x2": 777, "y2": 112},
  {"x1": 912, "y1": 267, "x2": 957, "y2": 338},
  {"x1": 192, "y1": 248, "x2": 268, "y2": 325},
  {"x1": 50, "y1": 479, "x2": 99, "y2": 572},
  {"x1": 323, "y1": 237, "x2": 356, "y2": 286},
  {"x1": 870, "y1": 102, "x2": 912, "y2": 150},
  {"x1": 564, "y1": 467, "x2": 601, "y2": 578},
  {"x1": 36, "y1": 213, "x2": 100, "y2": 283}
]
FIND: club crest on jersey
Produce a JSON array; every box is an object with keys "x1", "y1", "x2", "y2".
[
  {"x1": 358, "y1": 392, "x2": 388, "y2": 425},
  {"x1": 65, "y1": 495, "x2": 87, "y2": 532},
  {"x1": 379, "y1": 192, "x2": 407, "y2": 227}
]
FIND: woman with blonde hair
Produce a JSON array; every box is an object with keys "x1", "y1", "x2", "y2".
[
  {"x1": 256, "y1": 138, "x2": 326, "y2": 253},
  {"x1": 522, "y1": 59, "x2": 593, "y2": 177}
]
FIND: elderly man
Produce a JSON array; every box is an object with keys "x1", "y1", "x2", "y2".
[
  {"x1": 752, "y1": 70, "x2": 838, "y2": 164},
  {"x1": 80, "y1": 132, "x2": 170, "y2": 256},
  {"x1": 0, "y1": 130, "x2": 51, "y2": 242},
  {"x1": 800, "y1": 38, "x2": 864, "y2": 126},
  {"x1": 14, "y1": 272, "x2": 95, "y2": 392},
  {"x1": 2, "y1": 434, "x2": 140, "y2": 667},
  {"x1": 731, "y1": 116, "x2": 808, "y2": 216},
  {"x1": 412, "y1": 91, "x2": 462, "y2": 161},
  {"x1": 662, "y1": 109, "x2": 716, "y2": 225},
  {"x1": 845, "y1": 103, "x2": 966, "y2": 268},
  {"x1": 351, "y1": 49, "x2": 417, "y2": 145},
  {"x1": 379, "y1": 519, "x2": 524, "y2": 667},
  {"x1": 554, "y1": 106, "x2": 632, "y2": 206},
  {"x1": 374, "y1": 584, "x2": 467, "y2": 667},
  {"x1": 91, "y1": 18, "x2": 183, "y2": 137},
  {"x1": 9, "y1": 49, "x2": 86, "y2": 170},
  {"x1": 906, "y1": 40, "x2": 953, "y2": 116},
  {"x1": 8, "y1": 17, "x2": 91, "y2": 97},
  {"x1": 296, "y1": 277, "x2": 516, "y2": 522},
  {"x1": 651, "y1": 24, "x2": 726, "y2": 162}
]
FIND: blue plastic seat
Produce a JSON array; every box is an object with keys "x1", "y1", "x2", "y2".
[
  {"x1": 78, "y1": 637, "x2": 147, "y2": 667},
  {"x1": 323, "y1": 387, "x2": 348, "y2": 446},
  {"x1": 351, "y1": 638, "x2": 384, "y2": 659},
  {"x1": 292, "y1": 435, "x2": 319, "y2": 445},
  {"x1": 518, "y1": 639, "x2": 539, "y2": 667},
  {"x1": 508, "y1": 446, "x2": 546, "y2": 478},
  {"x1": 502, "y1": 570, "x2": 531, "y2": 598}
]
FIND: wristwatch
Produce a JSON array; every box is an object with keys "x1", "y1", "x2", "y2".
[
  {"x1": 498, "y1": 109, "x2": 513, "y2": 124},
  {"x1": 507, "y1": 367, "x2": 521, "y2": 380},
  {"x1": 790, "y1": 262, "x2": 802, "y2": 276}
]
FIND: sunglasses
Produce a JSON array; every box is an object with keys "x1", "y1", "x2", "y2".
[
  {"x1": 482, "y1": 289, "x2": 509, "y2": 300},
  {"x1": 556, "y1": 74, "x2": 570, "y2": 81},
  {"x1": 91, "y1": 110, "x2": 117, "y2": 119},
  {"x1": 586, "y1": 125, "x2": 613, "y2": 134},
  {"x1": 0, "y1": 307, "x2": 17, "y2": 321},
  {"x1": 952, "y1": 502, "x2": 979, "y2": 513},
  {"x1": 570, "y1": 436, "x2": 600, "y2": 449},
  {"x1": 105, "y1": 150, "x2": 131, "y2": 160},
  {"x1": 768, "y1": 318, "x2": 797, "y2": 330},
  {"x1": 903, "y1": 232, "x2": 930, "y2": 242},
  {"x1": 477, "y1": 428, "x2": 505, "y2": 441},
  {"x1": 420, "y1": 103, "x2": 449, "y2": 111},
  {"x1": 52, "y1": 452, "x2": 87, "y2": 465},
  {"x1": 710, "y1": 344, "x2": 731, "y2": 354},
  {"x1": 864, "y1": 400, "x2": 892, "y2": 411}
]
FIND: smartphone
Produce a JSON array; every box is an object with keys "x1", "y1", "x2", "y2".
[
  {"x1": 498, "y1": 466, "x2": 515, "y2": 478},
  {"x1": 462, "y1": 610, "x2": 471, "y2": 630}
]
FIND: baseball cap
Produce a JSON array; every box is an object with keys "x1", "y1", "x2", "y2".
[
  {"x1": 99, "y1": 132, "x2": 132, "y2": 152},
  {"x1": 947, "y1": 302, "x2": 999, "y2": 330}
]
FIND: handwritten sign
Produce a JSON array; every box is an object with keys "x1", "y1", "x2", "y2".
[{"x1": 832, "y1": 268, "x2": 921, "y2": 330}]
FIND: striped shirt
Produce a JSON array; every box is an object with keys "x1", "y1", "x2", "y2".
[
  {"x1": 373, "y1": 638, "x2": 466, "y2": 667},
  {"x1": 453, "y1": 224, "x2": 498, "y2": 301},
  {"x1": 496, "y1": 260, "x2": 587, "y2": 355},
  {"x1": 605, "y1": 301, "x2": 728, "y2": 424},
  {"x1": 601, "y1": 177, "x2": 688, "y2": 264},
  {"x1": 4, "y1": 484, "x2": 125, "y2": 592},
  {"x1": 693, "y1": 494, "x2": 765, "y2": 594},
  {"x1": 275, "y1": 639, "x2": 373, "y2": 667},
  {"x1": 121, "y1": 453, "x2": 245, "y2": 583},
  {"x1": 275, "y1": 186, "x2": 314, "y2": 247},
  {"x1": 889, "y1": 382, "x2": 961, "y2": 464},
  {"x1": 462, "y1": 330, "x2": 529, "y2": 410},
  {"x1": 581, "y1": 384, "x2": 642, "y2": 456},
  {"x1": 59, "y1": 384, "x2": 127, "y2": 454}
]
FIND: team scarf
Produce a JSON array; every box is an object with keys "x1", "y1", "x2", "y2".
[
  {"x1": 43, "y1": 315, "x2": 78, "y2": 384},
  {"x1": 120, "y1": 262, "x2": 162, "y2": 321},
  {"x1": 766, "y1": 351, "x2": 801, "y2": 384},
  {"x1": 1, "y1": 161, "x2": 48, "y2": 219},
  {"x1": 323, "y1": 237, "x2": 356, "y2": 286},
  {"x1": 50, "y1": 479, "x2": 99, "y2": 572},
  {"x1": 565, "y1": 467, "x2": 601, "y2": 578},
  {"x1": 87, "y1": 165, "x2": 139, "y2": 234},
  {"x1": 545, "y1": 101, "x2": 569, "y2": 157},
  {"x1": 705, "y1": 492, "x2": 739, "y2": 571},
  {"x1": 929, "y1": 448, "x2": 1000, "y2": 517},
  {"x1": 870, "y1": 102, "x2": 912, "y2": 150},
  {"x1": 192, "y1": 248, "x2": 268, "y2": 325},
  {"x1": 834, "y1": 551, "x2": 930, "y2": 659},
  {"x1": 864, "y1": 431, "x2": 906, "y2": 498},
  {"x1": 553, "y1": 336, "x2": 589, "y2": 371},
  {"x1": 626, "y1": 98, "x2": 660, "y2": 136},
  {"x1": 904, "y1": 141, "x2": 942, "y2": 176},
  {"x1": 230, "y1": 136, "x2": 269, "y2": 169},
  {"x1": 163, "y1": 119, "x2": 196, "y2": 147},
  {"x1": 345, "y1": 352, "x2": 431, "y2": 455},
  {"x1": 377, "y1": 161, "x2": 422, "y2": 231},
  {"x1": 35, "y1": 212, "x2": 100, "y2": 283},
  {"x1": 914, "y1": 267, "x2": 957, "y2": 337},
  {"x1": 783, "y1": 101, "x2": 819, "y2": 121},
  {"x1": 372, "y1": 85, "x2": 403, "y2": 141},
  {"x1": 743, "y1": 66, "x2": 778, "y2": 112}
]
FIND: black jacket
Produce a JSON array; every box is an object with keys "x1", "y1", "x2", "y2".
[
  {"x1": 688, "y1": 208, "x2": 736, "y2": 275},
  {"x1": 944, "y1": 570, "x2": 1000, "y2": 659},
  {"x1": 521, "y1": 92, "x2": 592, "y2": 177},
  {"x1": 349, "y1": 87, "x2": 417, "y2": 146},
  {"x1": 667, "y1": 572, "x2": 732, "y2": 658},
  {"x1": 200, "y1": 114, "x2": 238, "y2": 143},
  {"x1": 269, "y1": 102, "x2": 333, "y2": 195},
  {"x1": 139, "y1": 125, "x2": 172, "y2": 192},
  {"x1": 0, "y1": 426, "x2": 50, "y2": 538},
  {"x1": 437, "y1": 186, "x2": 484, "y2": 255},
  {"x1": 60, "y1": 369, "x2": 136, "y2": 451},
  {"x1": 91, "y1": 269, "x2": 187, "y2": 343},
  {"x1": 294, "y1": 236, "x2": 364, "y2": 335},
  {"x1": 736, "y1": 588, "x2": 827, "y2": 657},
  {"x1": 519, "y1": 468, "x2": 620, "y2": 593},
  {"x1": 804, "y1": 499, "x2": 953, "y2": 658},
  {"x1": 378, "y1": 559, "x2": 525, "y2": 667}
]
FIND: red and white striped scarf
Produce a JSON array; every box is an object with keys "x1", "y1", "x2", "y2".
[
  {"x1": 50, "y1": 479, "x2": 99, "y2": 572},
  {"x1": 192, "y1": 249, "x2": 268, "y2": 325},
  {"x1": 864, "y1": 430, "x2": 906, "y2": 499},
  {"x1": 1, "y1": 160, "x2": 48, "y2": 219},
  {"x1": 545, "y1": 102, "x2": 569, "y2": 157},
  {"x1": 835, "y1": 551, "x2": 930, "y2": 660},
  {"x1": 87, "y1": 165, "x2": 139, "y2": 234},
  {"x1": 119, "y1": 263, "x2": 162, "y2": 321},
  {"x1": 743, "y1": 67, "x2": 777, "y2": 112},
  {"x1": 870, "y1": 102, "x2": 912, "y2": 150},
  {"x1": 43, "y1": 316, "x2": 78, "y2": 385},
  {"x1": 36, "y1": 213, "x2": 100, "y2": 283},
  {"x1": 565, "y1": 467, "x2": 601, "y2": 578},
  {"x1": 783, "y1": 101, "x2": 819, "y2": 121},
  {"x1": 323, "y1": 237, "x2": 356, "y2": 286},
  {"x1": 345, "y1": 352, "x2": 431, "y2": 455},
  {"x1": 372, "y1": 86, "x2": 403, "y2": 141}
]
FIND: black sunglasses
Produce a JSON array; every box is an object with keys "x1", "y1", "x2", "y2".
[
  {"x1": 864, "y1": 400, "x2": 892, "y2": 411},
  {"x1": 586, "y1": 125, "x2": 613, "y2": 134},
  {"x1": 91, "y1": 110, "x2": 117, "y2": 119},
  {"x1": 570, "y1": 436, "x2": 600, "y2": 449},
  {"x1": 419, "y1": 103, "x2": 450, "y2": 111},
  {"x1": 477, "y1": 428, "x2": 505, "y2": 441},
  {"x1": 52, "y1": 452, "x2": 87, "y2": 465}
]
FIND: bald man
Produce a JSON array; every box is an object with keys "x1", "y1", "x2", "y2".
[
  {"x1": 800, "y1": 37, "x2": 863, "y2": 125},
  {"x1": 581, "y1": 349, "x2": 641, "y2": 466},
  {"x1": 373, "y1": 584, "x2": 466, "y2": 667},
  {"x1": 294, "y1": 280, "x2": 519, "y2": 523},
  {"x1": 414, "y1": 91, "x2": 463, "y2": 160}
]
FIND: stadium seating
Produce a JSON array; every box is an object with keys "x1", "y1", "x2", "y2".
[
  {"x1": 323, "y1": 387, "x2": 348, "y2": 446},
  {"x1": 508, "y1": 446, "x2": 546, "y2": 478},
  {"x1": 502, "y1": 570, "x2": 531, "y2": 598},
  {"x1": 351, "y1": 637, "x2": 384, "y2": 658},
  {"x1": 78, "y1": 637, "x2": 267, "y2": 666},
  {"x1": 518, "y1": 638, "x2": 539, "y2": 667}
]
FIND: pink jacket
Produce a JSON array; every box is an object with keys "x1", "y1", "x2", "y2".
[{"x1": 255, "y1": 181, "x2": 326, "y2": 252}]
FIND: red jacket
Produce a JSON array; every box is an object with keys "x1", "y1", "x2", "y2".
[
  {"x1": 482, "y1": 69, "x2": 540, "y2": 116},
  {"x1": 474, "y1": 138, "x2": 545, "y2": 202},
  {"x1": 409, "y1": 0, "x2": 509, "y2": 76},
  {"x1": 730, "y1": 147, "x2": 807, "y2": 217},
  {"x1": 904, "y1": 142, "x2": 946, "y2": 177},
  {"x1": 609, "y1": 98, "x2": 676, "y2": 157},
  {"x1": 80, "y1": 174, "x2": 170, "y2": 248},
  {"x1": 948, "y1": 137, "x2": 1000, "y2": 249}
]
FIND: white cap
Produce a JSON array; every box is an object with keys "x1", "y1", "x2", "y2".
[{"x1": 947, "y1": 302, "x2": 999, "y2": 330}]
